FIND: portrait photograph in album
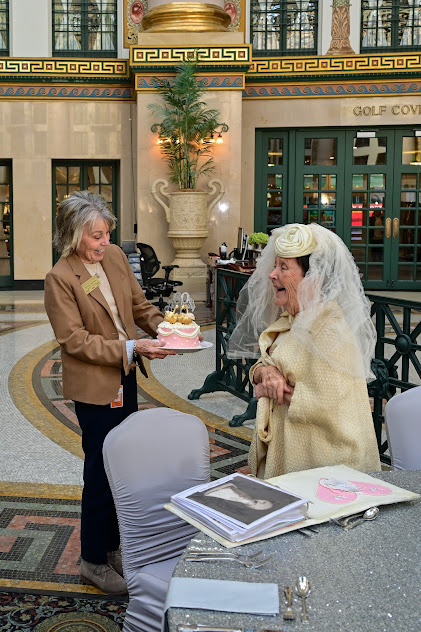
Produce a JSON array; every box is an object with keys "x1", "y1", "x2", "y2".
[{"x1": 170, "y1": 473, "x2": 308, "y2": 542}]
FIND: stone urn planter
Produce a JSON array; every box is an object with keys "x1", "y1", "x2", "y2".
[{"x1": 151, "y1": 178, "x2": 224, "y2": 297}]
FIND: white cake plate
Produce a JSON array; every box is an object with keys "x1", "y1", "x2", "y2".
[{"x1": 155, "y1": 341, "x2": 213, "y2": 354}]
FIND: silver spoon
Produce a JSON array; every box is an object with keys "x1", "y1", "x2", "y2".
[
  {"x1": 344, "y1": 506, "x2": 379, "y2": 530},
  {"x1": 295, "y1": 576, "x2": 311, "y2": 624}
]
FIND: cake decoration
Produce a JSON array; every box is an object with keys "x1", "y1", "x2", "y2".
[{"x1": 157, "y1": 292, "x2": 201, "y2": 349}]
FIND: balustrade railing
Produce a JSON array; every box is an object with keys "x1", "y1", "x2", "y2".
[
  {"x1": 188, "y1": 268, "x2": 258, "y2": 426},
  {"x1": 367, "y1": 294, "x2": 421, "y2": 464}
]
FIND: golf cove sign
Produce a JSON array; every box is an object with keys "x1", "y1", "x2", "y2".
[{"x1": 353, "y1": 104, "x2": 421, "y2": 117}]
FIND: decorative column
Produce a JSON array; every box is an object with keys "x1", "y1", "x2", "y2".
[
  {"x1": 326, "y1": 0, "x2": 355, "y2": 55},
  {"x1": 142, "y1": 1, "x2": 231, "y2": 31}
]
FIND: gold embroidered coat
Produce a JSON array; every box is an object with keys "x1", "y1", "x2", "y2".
[{"x1": 248, "y1": 302, "x2": 381, "y2": 478}]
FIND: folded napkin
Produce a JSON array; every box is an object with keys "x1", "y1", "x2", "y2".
[{"x1": 163, "y1": 577, "x2": 279, "y2": 631}]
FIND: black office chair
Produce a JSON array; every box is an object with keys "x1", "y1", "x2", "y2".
[
  {"x1": 136, "y1": 242, "x2": 183, "y2": 311},
  {"x1": 120, "y1": 240, "x2": 137, "y2": 256}
]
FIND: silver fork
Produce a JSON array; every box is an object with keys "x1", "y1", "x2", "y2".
[
  {"x1": 184, "y1": 554, "x2": 272, "y2": 569},
  {"x1": 187, "y1": 549, "x2": 264, "y2": 563}
]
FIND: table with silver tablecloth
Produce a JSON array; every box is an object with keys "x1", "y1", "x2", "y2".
[{"x1": 167, "y1": 471, "x2": 421, "y2": 632}]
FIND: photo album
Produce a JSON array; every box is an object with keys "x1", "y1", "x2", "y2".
[{"x1": 169, "y1": 473, "x2": 308, "y2": 543}]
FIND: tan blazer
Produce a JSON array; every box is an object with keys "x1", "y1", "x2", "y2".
[{"x1": 44, "y1": 244, "x2": 163, "y2": 405}]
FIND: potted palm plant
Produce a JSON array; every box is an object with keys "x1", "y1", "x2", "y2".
[{"x1": 149, "y1": 59, "x2": 227, "y2": 285}]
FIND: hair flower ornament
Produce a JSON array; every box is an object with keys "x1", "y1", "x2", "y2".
[{"x1": 275, "y1": 223, "x2": 317, "y2": 258}]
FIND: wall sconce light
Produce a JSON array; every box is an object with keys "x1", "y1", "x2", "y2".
[
  {"x1": 213, "y1": 123, "x2": 229, "y2": 144},
  {"x1": 151, "y1": 122, "x2": 228, "y2": 145},
  {"x1": 356, "y1": 131, "x2": 376, "y2": 138}
]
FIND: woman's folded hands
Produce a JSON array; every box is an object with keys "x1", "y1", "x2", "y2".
[{"x1": 254, "y1": 365, "x2": 294, "y2": 406}]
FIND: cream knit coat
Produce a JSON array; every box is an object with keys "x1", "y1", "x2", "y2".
[{"x1": 248, "y1": 301, "x2": 381, "y2": 479}]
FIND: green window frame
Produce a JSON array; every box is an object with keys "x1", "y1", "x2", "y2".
[
  {"x1": 52, "y1": 160, "x2": 119, "y2": 263},
  {"x1": 0, "y1": 1, "x2": 9, "y2": 56},
  {"x1": 52, "y1": 0, "x2": 117, "y2": 58},
  {"x1": 251, "y1": 0, "x2": 318, "y2": 56},
  {"x1": 361, "y1": 0, "x2": 421, "y2": 52}
]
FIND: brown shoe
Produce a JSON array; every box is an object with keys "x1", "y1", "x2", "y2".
[
  {"x1": 80, "y1": 559, "x2": 127, "y2": 595},
  {"x1": 107, "y1": 548, "x2": 123, "y2": 577}
]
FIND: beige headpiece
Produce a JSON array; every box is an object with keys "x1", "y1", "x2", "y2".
[{"x1": 274, "y1": 223, "x2": 317, "y2": 258}]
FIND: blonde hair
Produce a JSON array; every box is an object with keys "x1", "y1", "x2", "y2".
[{"x1": 54, "y1": 191, "x2": 117, "y2": 258}]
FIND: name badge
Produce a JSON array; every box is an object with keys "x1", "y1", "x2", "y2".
[
  {"x1": 111, "y1": 385, "x2": 123, "y2": 408},
  {"x1": 82, "y1": 275, "x2": 101, "y2": 294}
]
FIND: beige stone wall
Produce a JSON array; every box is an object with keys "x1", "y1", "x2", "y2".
[
  {"x1": 137, "y1": 88, "x2": 243, "y2": 265},
  {"x1": 0, "y1": 100, "x2": 133, "y2": 280}
]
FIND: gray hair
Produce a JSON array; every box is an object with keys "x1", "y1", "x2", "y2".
[{"x1": 54, "y1": 191, "x2": 117, "y2": 258}]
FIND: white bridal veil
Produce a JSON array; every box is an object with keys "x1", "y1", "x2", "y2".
[{"x1": 227, "y1": 223, "x2": 376, "y2": 381}]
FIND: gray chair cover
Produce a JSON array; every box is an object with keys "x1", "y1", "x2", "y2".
[
  {"x1": 103, "y1": 407, "x2": 210, "y2": 632},
  {"x1": 384, "y1": 386, "x2": 421, "y2": 470}
]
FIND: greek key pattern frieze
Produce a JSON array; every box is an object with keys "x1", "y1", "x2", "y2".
[
  {"x1": 131, "y1": 46, "x2": 251, "y2": 67},
  {"x1": 136, "y1": 74, "x2": 244, "y2": 90},
  {"x1": 244, "y1": 81, "x2": 421, "y2": 99},
  {"x1": 0, "y1": 85, "x2": 134, "y2": 100},
  {"x1": 0, "y1": 59, "x2": 130, "y2": 77},
  {"x1": 249, "y1": 53, "x2": 421, "y2": 77}
]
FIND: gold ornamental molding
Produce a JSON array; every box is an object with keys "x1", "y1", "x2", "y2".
[
  {"x1": 130, "y1": 45, "x2": 251, "y2": 69},
  {"x1": 249, "y1": 52, "x2": 421, "y2": 79},
  {"x1": 0, "y1": 57, "x2": 130, "y2": 80},
  {"x1": 142, "y1": 2, "x2": 230, "y2": 32}
]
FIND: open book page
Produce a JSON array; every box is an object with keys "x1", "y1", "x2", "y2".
[{"x1": 267, "y1": 464, "x2": 420, "y2": 522}]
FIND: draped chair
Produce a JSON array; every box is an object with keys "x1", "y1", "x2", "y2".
[
  {"x1": 103, "y1": 408, "x2": 210, "y2": 632},
  {"x1": 384, "y1": 386, "x2": 421, "y2": 470}
]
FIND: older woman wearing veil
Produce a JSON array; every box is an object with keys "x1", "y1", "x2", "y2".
[{"x1": 228, "y1": 223, "x2": 381, "y2": 479}]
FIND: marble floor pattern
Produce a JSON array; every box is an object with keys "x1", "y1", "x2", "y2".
[
  {"x1": 1, "y1": 290, "x2": 420, "y2": 598},
  {"x1": 0, "y1": 292, "x2": 252, "y2": 596}
]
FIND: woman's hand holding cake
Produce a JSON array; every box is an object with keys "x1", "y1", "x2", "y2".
[{"x1": 134, "y1": 338, "x2": 176, "y2": 359}]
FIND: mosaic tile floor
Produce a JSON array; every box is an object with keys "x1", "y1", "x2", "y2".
[
  {"x1": 2, "y1": 290, "x2": 418, "y2": 600},
  {"x1": 0, "y1": 296, "x2": 252, "y2": 596},
  {"x1": 0, "y1": 591, "x2": 128, "y2": 630}
]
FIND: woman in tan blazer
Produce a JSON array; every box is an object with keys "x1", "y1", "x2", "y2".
[{"x1": 45, "y1": 191, "x2": 175, "y2": 595}]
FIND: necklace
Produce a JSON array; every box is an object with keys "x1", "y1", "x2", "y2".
[{"x1": 84, "y1": 261, "x2": 100, "y2": 278}]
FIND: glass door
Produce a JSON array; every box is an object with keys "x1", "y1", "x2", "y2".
[
  {"x1": 0, "y1": 162, "x2": 12, "y2": 288},
  {"x1": 391, "y1": 131, "x2": 421, "y2": 289},
  {"x1": 254, "y1": 128, "x2": 421, "y2": 291},
  {"x1": 294, "y1": 131, "x2": 346, "y2": 235},
  {"x1": 343, "y1": 131, "x2": 394, "y2": 290},
  {"x1": 254, "y1": 131, "x2": 289, "y2": 233}
]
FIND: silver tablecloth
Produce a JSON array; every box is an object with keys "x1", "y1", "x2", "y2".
[{"x1": 168, "y1": 470, "x2": 421, "y2": 632}]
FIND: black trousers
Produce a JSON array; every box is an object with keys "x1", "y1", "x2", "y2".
[{"x1": 75, "y1": 369, "x2": 138, "y2": 565}]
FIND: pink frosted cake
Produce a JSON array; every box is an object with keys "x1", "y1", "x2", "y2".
[{"x1": 157, "y1": 307, "x2": 201, "y2": 349}]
